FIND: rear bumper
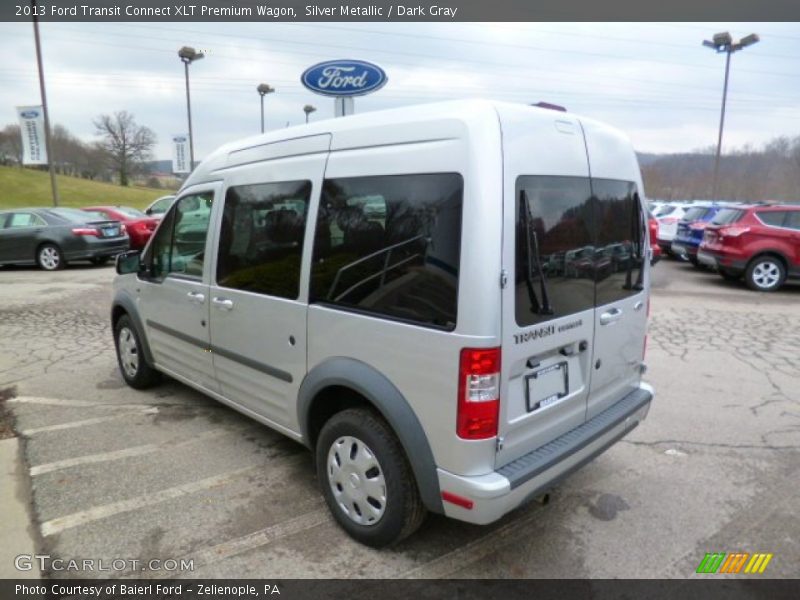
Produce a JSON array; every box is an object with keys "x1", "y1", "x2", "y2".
[
  {"x1": 437, "y1": 383, "x2": 653, "y2": 525},
  {"x1": 698, "y1": 247, "x2": 747, "y2": 273},
  {"x1": 64, "y1": 237, "x2": 130, "y2": 261}
]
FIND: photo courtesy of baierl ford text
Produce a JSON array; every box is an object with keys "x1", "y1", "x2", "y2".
[{"x1": 0, "y1": 1, "x2": 798, "y2": 598}]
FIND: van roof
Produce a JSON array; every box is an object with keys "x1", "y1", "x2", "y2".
[{"x1": 183, "y1": 99, "x2": 626, "y2": 189}]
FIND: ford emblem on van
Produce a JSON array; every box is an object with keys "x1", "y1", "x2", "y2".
[
  {"x1": 20, "y1": 110, "x2": 40, "y2": 119},
  {"x1": 301, "y1": 59, "x2": 388, "y2": 97}
]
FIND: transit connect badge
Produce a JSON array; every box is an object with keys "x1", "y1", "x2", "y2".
[{"x1": 301, "y1": 59, "x2": 388, "y2": 97}]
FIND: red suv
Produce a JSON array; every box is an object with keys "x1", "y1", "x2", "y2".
[{"x1": 698, "y1": 204, "x2": 800, "y2": 291}]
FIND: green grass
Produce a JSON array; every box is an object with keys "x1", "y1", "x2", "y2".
[{"x1": 0, "y1": 165, "x2": 175, "y2": 210}]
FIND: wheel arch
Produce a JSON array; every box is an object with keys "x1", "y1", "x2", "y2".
[
  {"x1": 111, "y1": 290, "x2": 155, "y2": 366},
  {"x1": 747, "y1": 250, "x2": 789, "y2": 271},
  {"x1": 298, "y1": 357, "x2": 444, "y2": 514}
]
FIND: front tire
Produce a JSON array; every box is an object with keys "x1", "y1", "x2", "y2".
[
  {"x1": 745, "y1": 256, "x2": 785, "y2": 292},
  {"x1": 37, "y1": 243, "x2": 64, "y2": 271},
  {"x1": 114, "y1": 315, "x2": 160, "y2": 389},
  {"x1": 316, "y1": 408, "x2": 426, "y2": 547}
]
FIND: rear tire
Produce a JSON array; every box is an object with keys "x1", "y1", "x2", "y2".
[
  {"x1": 745, "y1": 256, "x2": 785, "y2": 292},
  {"x1": 37, "y1": 243, "x2": 64, "y2": 271},
  {"x1": 114, "y1": 315, "x2": 160, "y2": 389},
  {"x1": 316, "y1": 408, "x2": 426, "y2": 547},
  {"x1": 688, "y1": 254, "x2": 700, "y2": 267}
]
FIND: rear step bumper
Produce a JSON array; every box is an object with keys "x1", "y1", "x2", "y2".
[{"x1": 436, "y1": 382, "x2": 653, "y2": 525}]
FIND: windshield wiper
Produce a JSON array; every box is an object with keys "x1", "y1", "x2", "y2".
[{"x1": 520, "y1": 190, "x2": 553, "y2": 315}]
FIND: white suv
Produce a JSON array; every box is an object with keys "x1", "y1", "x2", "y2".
[{"x1": 112, "y1": 100, "x2": 654, "y2": 547}]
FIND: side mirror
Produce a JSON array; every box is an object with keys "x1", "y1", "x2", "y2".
[
  {"x1": 116, "y1": 250, "x2": 141, "y2": 275},
  {"x1": 145, "y1": 208, "x2": 153, "y2": 215}
]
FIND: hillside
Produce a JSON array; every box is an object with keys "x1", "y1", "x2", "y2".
[{"x1": 0, "y1": 166, "x2": 175, "y2": 210}]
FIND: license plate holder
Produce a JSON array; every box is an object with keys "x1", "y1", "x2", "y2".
[
  {"x1": 525, "y1": 361, "x2": 569, "y2": 413},
  {"x1": 104, "y1": 227, "x2": 119, "y2": 237}
]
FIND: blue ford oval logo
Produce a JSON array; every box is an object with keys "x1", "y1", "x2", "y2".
[
  {"x1": 173, "y1": 136, "x2": 187, "y2": 142},
  {"x1": 301, "y1": 60, "x2": 387, "y2": 97},
  {"x1": 20, "y1": 110, "x2": 39, "y2": 119}
]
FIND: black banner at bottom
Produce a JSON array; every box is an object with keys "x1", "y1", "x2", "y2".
[{"x1": 2, "y1": 579, "x2": 799, "y2": 600}]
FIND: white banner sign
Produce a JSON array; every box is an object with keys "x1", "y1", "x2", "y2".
[
  {"x1": 16, "y1": 105, "x2": 47, "y2": 165},
  {"x1": 172, "y1": 134, "x2": 190, "y2": 174}
]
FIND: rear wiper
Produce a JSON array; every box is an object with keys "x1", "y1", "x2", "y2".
[{"x1": 520, "y1": 190, "x2": 553, "y2": 315}]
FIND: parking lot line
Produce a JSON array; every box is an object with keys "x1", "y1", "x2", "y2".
[
  {"x1": 40, "y1": 465, "x2": 259, "y2": 537},
  {"x1": 20, "y1": 408, "x2": 159, "y2": 436},
  {"x1": 9, "y1": 396, "x2": 192, "y2": 409},
  {"x1": 29, "y1": 428, "x2": 231, "y2": 476},
  {"x1": 399, "y1": 508, "x2": 546, "y2": 579},
  {"x1": 178, "y1": 507, "x2": 330, "y2": 571}
]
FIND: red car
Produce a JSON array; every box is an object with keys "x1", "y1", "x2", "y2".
[
  {"x1": 81, "y1": 206, "x2": 159, "y2": 251},
  {"x1": 698, "y1": 204, "x2": 800, "y2": 291},
  {"x1": 648, "y1": 213, "x2": 662, "y2": 263}
]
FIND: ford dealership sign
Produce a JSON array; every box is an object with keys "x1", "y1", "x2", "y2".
[
  {"x1": 19, "y1": 110, "x2": 40, "y2": 119},
  {"x1": 301, "y1": 60, "x2": 387, "y2": 97}
]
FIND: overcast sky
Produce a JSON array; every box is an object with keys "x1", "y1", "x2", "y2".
[{"x1": 1, "y1": 21, "x2": 798, "y2": 160}]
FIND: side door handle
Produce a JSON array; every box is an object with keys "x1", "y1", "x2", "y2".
[
  {"x1": 187, "y1": 291, "x2": 205, "y2": 304},
  {"x1": 599, "y1": 307, "x2": 623, "y2": 325},
  {"x1": 212, "y1": 297, "x2": 234, "y2": 311}
]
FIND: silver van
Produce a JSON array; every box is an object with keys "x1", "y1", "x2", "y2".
[{"x1": 112, "y1": 100, "x2": 654, "y2": 547}]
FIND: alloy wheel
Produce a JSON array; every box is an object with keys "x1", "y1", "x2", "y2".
[
  {"x1": 39, "y1": 246, "x2": 60, "y2": 270},
  {"x1": 752, "y1": 261, "x2": 781, "y2": 290},
  {"x1": 117, "y1": 327, "x2": 139, "y2": 379}
]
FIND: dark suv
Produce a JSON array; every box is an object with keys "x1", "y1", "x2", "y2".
[{"x1": 698, "y1": 205, "x2": 800, "y2": 291}]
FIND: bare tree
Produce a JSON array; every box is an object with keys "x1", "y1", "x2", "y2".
[
  {"x1": 93, "y1": 111, "x2": 156, "y2": 186},
  {"x1": 0, "y1": 124, "x2": 23, "y2": 166}
]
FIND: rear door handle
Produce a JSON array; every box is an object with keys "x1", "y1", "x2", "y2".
[
  {"x1": 212, "y1": 297, "x2": 234, "y2": 311},
  {"x1": 599, "y1": 307, "x2": 623, "y2": 325},
  {"x1": 187, "y1": 291, "x2": 205, "y2": 304}
]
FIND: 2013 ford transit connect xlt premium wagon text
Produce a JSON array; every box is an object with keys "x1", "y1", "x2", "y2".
[{"x1": 111, "y1": 100, "x2": 654, "y2": 547}]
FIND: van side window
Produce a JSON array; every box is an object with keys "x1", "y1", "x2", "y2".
[
  {"x1": 310, "y1": 173, "x2": 463, "y2": 330},
  {"x1": 144, "y1": 192, "x2": 213, "y2": 280},
  {"x1": 515, "y1": 176, "x2": 595, "y2": 327},
  {"x1": 217, "y1": 180, "x2": 311, "y2": 299},
  {"x1": 593, "y1": 180, "x2": 645, "y2": 306}
]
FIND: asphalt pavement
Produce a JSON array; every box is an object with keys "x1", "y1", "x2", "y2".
[{"x1": 0, "y1": 259, "x2": 797, "y2": 579}]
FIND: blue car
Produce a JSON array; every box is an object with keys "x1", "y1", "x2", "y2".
[{"x1": 671, "y1": 203, "x2": 725, "y2": 266}]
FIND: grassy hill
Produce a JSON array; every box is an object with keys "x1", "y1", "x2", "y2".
[{"x1": 0, "y1": 165, "x2": 175, "y2": 210}]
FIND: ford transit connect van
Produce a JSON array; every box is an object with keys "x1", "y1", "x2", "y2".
[{"x1": 111, "y1": 100, "x2": 654, "y2": 547}]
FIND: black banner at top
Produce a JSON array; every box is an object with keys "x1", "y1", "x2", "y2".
[{"x1": 2, "y1": 0, "x2": 800, "y2": 22}]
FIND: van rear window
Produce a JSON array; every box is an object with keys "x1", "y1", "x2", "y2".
[
  {"x1": 515, "y1": 176, "x2": 645, "y2": 326},
  {"x1": 310, "y1": 173, "x2": 463, "y2": 331}
]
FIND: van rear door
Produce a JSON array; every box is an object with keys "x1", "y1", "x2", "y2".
[
  {"x1": 581, "y1": 119, "x2": 648, "y2": 419},
  {"x1": 496, "y1": 107, "x2": 596, "y2": 467}
]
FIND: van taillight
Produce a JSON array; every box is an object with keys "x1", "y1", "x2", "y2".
[{"x1": 457, "y1": 347, "x2": 501, "y2": 440}]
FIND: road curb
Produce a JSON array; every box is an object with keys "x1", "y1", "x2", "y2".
[{"x1": 0, "y1": 437, "x2": 41, "y2": 579}]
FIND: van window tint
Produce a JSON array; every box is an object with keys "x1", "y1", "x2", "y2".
[
  {"x1": 310, "y1": 174, "x2": 463, "y2": 330},
  {"x1": 144, "y1": 191, "x2": 213, "y2": 280},
  {"x1": 593, "y1": 179, "x2": 645, "y2": 306},
  {"x1": 515, "y1": 176, "x2": 594, "y2": 327},
  {"x1": 756, "y1": 211, "x2": 787, "y2": 227},
  {"x1": 217, "y1": 181, "x2": 311, "y2": 299}
]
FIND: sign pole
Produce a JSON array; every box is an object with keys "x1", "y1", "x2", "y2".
[{"x1": 31, "y1": 0, "x2": 59, "y2": 207}]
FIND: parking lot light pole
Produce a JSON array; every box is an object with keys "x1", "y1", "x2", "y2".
[
  {"x1": 257, "y1": 84, "x2": 275, "y2": 133},
  {"x1": 178, "y1": 46, "x2": 204, "y2": 169},
  {"x1": 703, "y1": 32, "x2": 759, "y2": 200},
  {"x1": 303, "y1": 104, "x2": 317, "y2": 124}
]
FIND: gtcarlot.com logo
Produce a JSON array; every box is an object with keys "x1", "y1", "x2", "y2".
[
  {"x1": 15, "y1": 554, "x2": 194, "y2": 572},
  {"x1": 696, "y1": 552, "x2": 773, "y2": 574}
]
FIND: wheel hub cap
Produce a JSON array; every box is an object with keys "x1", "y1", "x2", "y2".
[
  {"x1": 118, "y1": 327, "x2": 139, "y2": 379},
  {"x1": 40, "y1": 247, "x2": 59, "y2": 269},
  {"x1": 327, "y1": 435, "x2": 386, "y2": 526}
]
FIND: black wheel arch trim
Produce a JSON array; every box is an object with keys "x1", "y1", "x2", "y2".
[
  {"x1": 748, "y1": 250, "x2": 790, "y2": 269},
  {"x1": 110, "y1": 291, "x2": 155, "y2": 366},
  {"x1": 297, "y1": 357, "x2": 444, "y2": 514}
]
